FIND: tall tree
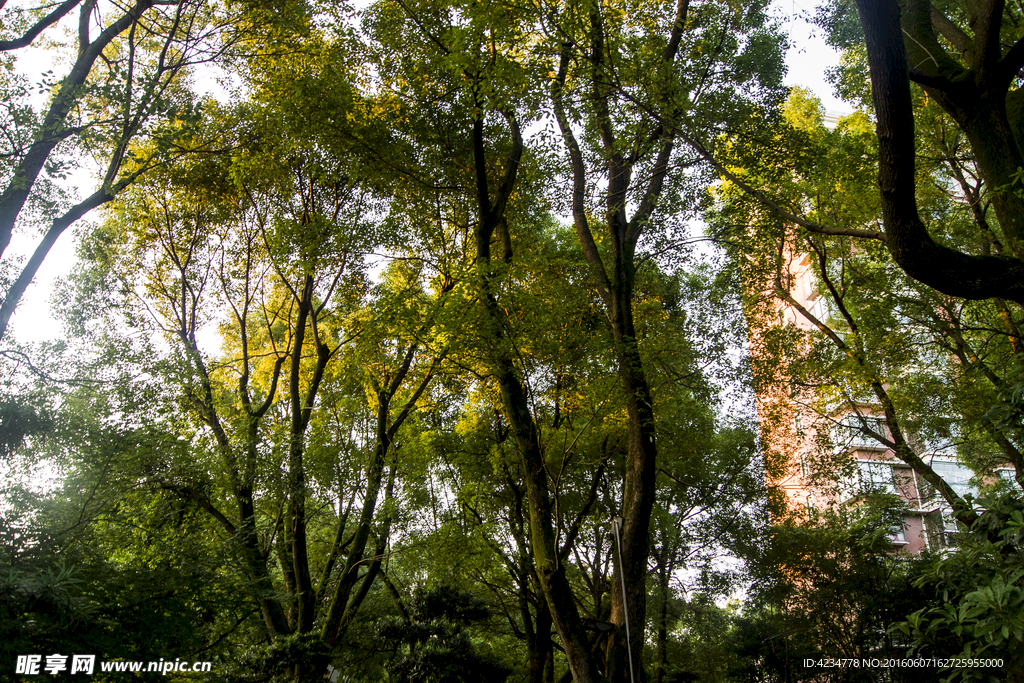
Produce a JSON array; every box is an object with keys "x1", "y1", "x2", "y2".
[
  {"x1": 360, "y1": 0, "x2": 607, "y2": 677},
  {"x1": 698, "y1": 0, "x2": 1024, "y2": 304},
  {"x1": 64, "y1": 65, "x2": 457, "y2": 678},
  {"x1": 0, "y1": 0, "x2": 261, "y2": 340},
  {"x1": 548, "y1": 0, "x2": 784, "y2": 675},
  {"x1": 851, "y1": 0, "x2": 1024, "y2": 302}
]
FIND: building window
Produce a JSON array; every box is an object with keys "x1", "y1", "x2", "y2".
[
  {"x1": 913, "y1": 423, "x2": 960, "y2": 456},
  {"x1": 890, "y1": 519, "x2": 907, "y2": 544},
  {"x1": 809, "y1": 296, "x2": 828, "y2": 324},
  {"x1": 998, "y1": 469, "x2": 1021, "y2": 489},
  {"x1": 929, "y1": 460, "x2": 977, "y2": 499},
  {"x1": 858, "y1": 461, "x2": 897, "y2": 495},
  {"x1": 802, "y1": 272, "x2": 820, "y2": 302},
  {"x1": 939, "y1": 508, "x2": 961, "y2": 535},
  {"x1": 834, "y1": 414, "x2": 887, "y2": 453}
]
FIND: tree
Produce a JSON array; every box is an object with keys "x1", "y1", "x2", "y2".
[
  {"x1": 894, "y1": 491, "x2": 1024, "y2": 683},
  {"x1": 547, "y1": 1, "x2": 785, "y2": 675},
  {"x1": 59, "y1": 57, "x2": 458, "y2": 678},
  {"x1": 733, "y1": 503, "x2": 937, "y2": 683},
  {"x1": 358, "y1": 0, "x2": 609, "y2": 676},
  {"x1": 376, "y1": 585, "x2": 513, "y2": 683},
  {"x1": 659, "y1": 0, "x2": 1024, "y2": 309},
  {"x1": 707, "y1": 80, "x2": 1024, "y2": 680},
  {"x1": 0, "y1": 376, "x2": 252, "y2": 680},
  {"x1": 0, "y1": 0, "x2": 261, "y2": 341},
  {"x1": 0, "y1": 2, "x2": 820, "y2": 681}
]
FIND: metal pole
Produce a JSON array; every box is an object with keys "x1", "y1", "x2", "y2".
[{"x1": 610, "y1": 517, "x2": 636, "y2": 683}]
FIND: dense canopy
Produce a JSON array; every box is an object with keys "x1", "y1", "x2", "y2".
[{"x1": 2, "y1": 0, "x2": 1024, "y2": 681}]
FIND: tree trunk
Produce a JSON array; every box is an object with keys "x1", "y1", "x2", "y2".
[
  {"x1": 607, "y1": 287, "x2": 657, "y2": 683},
  {"x1": 469, "y1": 109, "x2": 603, "y2": 683},
  {"x1": 655, "y1": 553, "x2": 670, "y2": 683},
  {"x1": 288, "y1": 274, "x2": 317, "y2": 637},
  {"x1": 528, "y1": 594, "x2": 555, "y2": 683}
]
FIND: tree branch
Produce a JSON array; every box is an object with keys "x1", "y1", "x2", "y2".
[
  {"x1": 855, "y1": 0, "x2": 1024, "y2": 303},
  {"x1": 685, "y1": 133, "x2": 888, "y2": 241},
  {"x1": 0, "y1": 0, "x2": 81, "y2": 51}
]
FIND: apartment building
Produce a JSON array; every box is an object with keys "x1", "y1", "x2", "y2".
[{"x1": 749, "y1": 248, "x2": 1001, "y2": 554}]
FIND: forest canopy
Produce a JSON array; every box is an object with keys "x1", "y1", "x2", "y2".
[{"x1": 3, "y1": 0, "x2": 1024, "y2": 682}]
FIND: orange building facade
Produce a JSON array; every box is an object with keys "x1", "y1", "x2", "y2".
[{"x1": 746, "y1": 247, "x2": 991, "y2": 554}]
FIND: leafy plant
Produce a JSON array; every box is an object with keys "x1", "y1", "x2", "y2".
[
  {"x1": 376, "y1": 585, "x2": 512, "y2": 683},
  {"x1": 893, "y1": 492, "x2": 1024, "y2": 682}
]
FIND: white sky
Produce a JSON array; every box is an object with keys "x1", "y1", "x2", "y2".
[
  {"x1": 776, "y1": 0, "x2": 847, "y2": 113},
  {"x1": 6, "y1": 1, "x2": 844, "y2": 346}
]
